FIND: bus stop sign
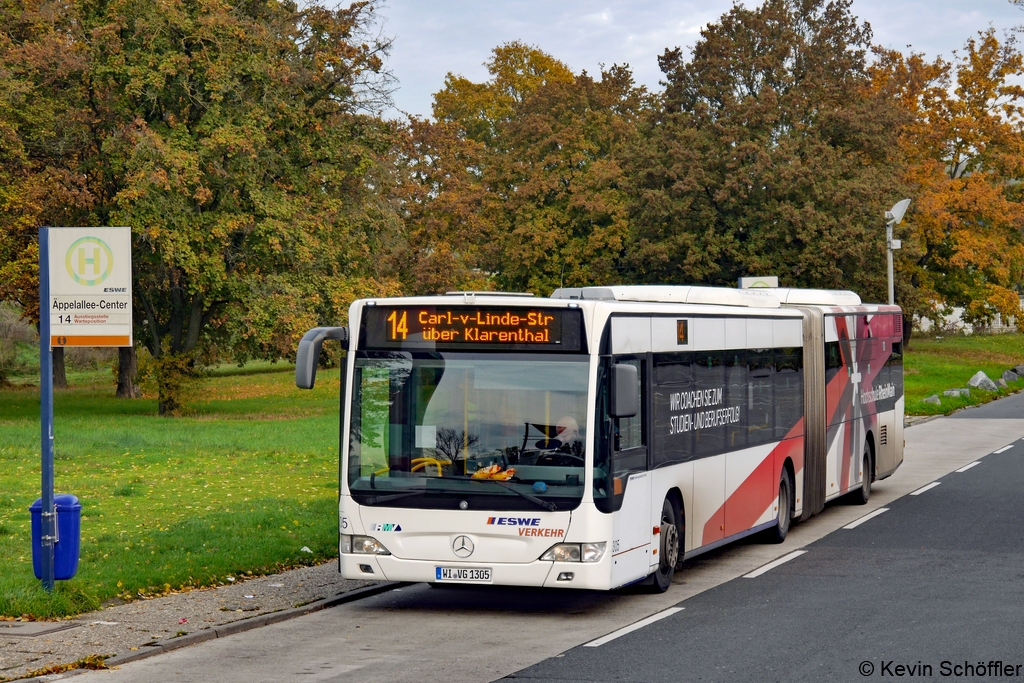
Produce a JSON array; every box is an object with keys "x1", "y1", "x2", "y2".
[
  {"x1": 47, "y1": 227, "x2": 133, "y2": 347},
  {"x1": 37, "y1": 226, "x2": 132, "y2": 592}
]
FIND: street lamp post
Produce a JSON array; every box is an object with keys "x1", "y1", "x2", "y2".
[{"x1": 885, "y1": 199, "x2": 911, "y2": 306}]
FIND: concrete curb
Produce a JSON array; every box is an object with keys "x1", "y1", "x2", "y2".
[
  {"x1": 905, "y1": 414, "x2": 942, "y2": 428},
  {"x1": 19, "y1": 582, "x2": 406, "y2": 682}
]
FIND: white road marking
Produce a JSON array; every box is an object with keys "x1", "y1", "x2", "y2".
[
  {"x1": 583, "y1": 607, "x2": 684, "y2": 647},
  {"x1": 994, "y1": 445, "x2": 1014, "y2": 454},
  {"x1": 742, "y1": 550, "x2": 808, "y2": 579},
  {"x1": 910, "y1": 482, "x2": 941, "y2": 496},
  {"x1": 843, "y1": 508, "x2": 889, "y2": 530},
  {"x1": 955, "y1": 461, "x2": 981, "y2": 473}
]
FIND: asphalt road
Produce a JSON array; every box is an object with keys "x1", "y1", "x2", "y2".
[
  {"x1": 949, "y1": 388, "x2": 1024, "y2": 419},
  {"x1": 71, "y1": 412, "x2": 1024, "y2": 683},
  {"x1": 506, "y1": 436, "x2": 1024, "y2": 682}
]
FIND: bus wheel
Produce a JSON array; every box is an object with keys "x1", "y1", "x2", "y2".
[
  {"x1": 851, "y1": 443, "x2": 872, "y2": 505},
  {"x1": 766, "y1": 469, "x2": 793, "y2": 544},
  {"x1": 645, "y1": 497, "x2": 680, "y2": 593},
  {"x1": 674, "y1": 516, "x2": 686, "y2": 572}
]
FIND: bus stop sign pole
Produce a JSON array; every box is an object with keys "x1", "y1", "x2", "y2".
[{"x1": 39, "y1": 227, "x2": 56, "y2": 593}]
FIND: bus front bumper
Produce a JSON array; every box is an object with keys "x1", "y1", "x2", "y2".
[{"x1": 340, "y1": 553, "x2": 612, "y2": 590}]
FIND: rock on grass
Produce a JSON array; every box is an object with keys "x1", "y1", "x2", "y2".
[{"x1": 967, "y1": 371, "x2": 999, "y2": 392}]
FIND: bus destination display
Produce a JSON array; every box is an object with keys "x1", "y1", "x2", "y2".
[{"x1": 362, "y1": 306, "x2": 583, "y2": 351}]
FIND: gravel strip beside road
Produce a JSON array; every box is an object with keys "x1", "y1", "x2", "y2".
[{"x1": 0, "y1": 562, "x2": 377, "y2": 681}]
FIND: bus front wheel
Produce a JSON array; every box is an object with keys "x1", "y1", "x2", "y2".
[{"x1": 644, "y1": 497, "x2": 680, "y2": 593}]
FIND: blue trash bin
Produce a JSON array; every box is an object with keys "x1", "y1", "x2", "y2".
[{"x1": 30, "y1": 494, "x2": 82, "y2": 581}]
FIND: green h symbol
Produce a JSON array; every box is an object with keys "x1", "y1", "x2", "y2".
[{"x1": 78, "y1": 247, "x2": 101, "y2": 275}]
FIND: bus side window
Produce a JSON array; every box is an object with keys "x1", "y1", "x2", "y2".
[
  {"x1": 652, "y1": 352, "x2": 693, "y2": 468},
  {"x1": 594, "y1": 356, "x2": 647, "y2": 513},
  {"x1": 774, "y1": 347, "x2": 803, "y2": 440},
  {"x1": 725, "y1": 350, "x2": 746, "y2": 451},
  {"x1": 886, "y1": 340, "x2": 904, "y2": 395},
  {"x1": 693, "y1": 350, "x2": 726, "y2": 457},
  {"x1": 747, "y1": 348, "x2": 773, "y2": 448},
  {"x1": 825, "y1": 341, "x2": 842, "y2": 383},
  {"x1": 613, "y1": 357, "x2": 646, "y2": 472},
  {"x1": 886, "y1": 341, "x2": 903, "y2": 368}
]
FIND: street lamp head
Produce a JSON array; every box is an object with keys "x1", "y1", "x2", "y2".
[{"x1": 886, "y1": 198, "x2": 911, "y2": 225}]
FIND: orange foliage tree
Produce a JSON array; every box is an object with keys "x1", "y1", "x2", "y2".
[
  {"x1": 395, "y1": 42, "x2": 647, "y2": 295},
  {"x1": 873, "y1": 30, "x2": 1024, "y2": 326}
]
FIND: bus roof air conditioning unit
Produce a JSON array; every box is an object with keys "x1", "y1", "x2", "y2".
[
  {"x1": 550, "y1": 286, "x2": 781, "y2": 308},
  {"x1": 764, "y1": 288, "x2": 862, "y2": 306}
]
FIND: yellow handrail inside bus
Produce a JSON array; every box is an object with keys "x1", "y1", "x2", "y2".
[
  {"x1": 411, "y1": 457, "x2": 451, "y2": 476},
  {"x1": 373, "y1": 458, "x2": 452, "y2": 477}
]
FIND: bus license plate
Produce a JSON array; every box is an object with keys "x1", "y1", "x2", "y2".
[{"x1": 435, "y1": 566, "x2": 492, "y2": 583}]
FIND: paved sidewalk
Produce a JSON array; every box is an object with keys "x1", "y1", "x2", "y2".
[{"x1": 0, "y1": 563, "x2": 378, "y2": 681}]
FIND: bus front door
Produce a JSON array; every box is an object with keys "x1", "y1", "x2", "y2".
[{"x1": 609, "y1": 356, "x2": 653, "y2": 587}]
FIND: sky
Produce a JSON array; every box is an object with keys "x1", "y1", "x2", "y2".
[{"x1": 375, "y1": 0, "x2": 1023, "y2": 119}]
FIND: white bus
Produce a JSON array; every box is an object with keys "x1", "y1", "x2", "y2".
[{"x1": 295, "y1": 286, "x2": 904, "y2": 592}]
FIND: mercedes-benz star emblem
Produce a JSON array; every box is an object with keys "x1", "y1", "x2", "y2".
[{"x1": 452, "y1": 535, "x2": 474, "y2": 558}]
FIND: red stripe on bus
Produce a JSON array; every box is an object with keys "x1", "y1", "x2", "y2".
[{"x1": 701, "y1": 427, "x2": 805, "y2": 544}]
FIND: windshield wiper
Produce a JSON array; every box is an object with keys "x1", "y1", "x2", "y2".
[
  {"x1": 488, "y1": 479, "x2": 558, "y2": 512},
  {"x1": 449, "y1": 475, "x2": 557, "y2": 512},
  {"x1": 361, "y1": 488, "x2": 428, "y2": 506},
  {"x1": 358, "y1": 478, "x2": 557, "y2": 512}
]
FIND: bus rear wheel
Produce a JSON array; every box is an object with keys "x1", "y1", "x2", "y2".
[
  {"x1": 766, "y1": 469, "x2": 793, "y2": 544},
  {"x1": 851, "y1": 443, "x2": 872, "y2": 505},
  {"x1": 644, "y1": 497, "x2": 680, "y2": 593}
]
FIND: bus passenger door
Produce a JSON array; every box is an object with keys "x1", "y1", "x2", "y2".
[{"x1": 608, "y1": 356, "x2": 652, "y2": 587}]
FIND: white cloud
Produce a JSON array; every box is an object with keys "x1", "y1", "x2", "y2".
[{"x1": 581, "y1": 9, "x2": 614, "y2": 25}]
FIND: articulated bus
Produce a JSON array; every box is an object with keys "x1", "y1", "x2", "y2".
[{"x1": 295, "y1": 286, "x2": 904, "y2": 592}]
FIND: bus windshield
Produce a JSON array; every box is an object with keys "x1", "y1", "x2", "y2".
[{"x1": 349, "y1": 352, "x2": 590, "y2": 510}]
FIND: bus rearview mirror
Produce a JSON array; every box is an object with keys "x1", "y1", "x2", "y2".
[
  {"x1": 611, "y1": 363, "x2": 639, "y2": 418},
  {"x1": 295, "y1": 326, "x2": 349, "y2": 389}
]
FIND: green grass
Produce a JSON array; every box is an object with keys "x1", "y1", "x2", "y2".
[
  {"x1": 904, "y1": 332, "x2": 1024, "y2": 415},
  {"x1": 0, "y1": 364, "x2": 343, "y2": 619}
]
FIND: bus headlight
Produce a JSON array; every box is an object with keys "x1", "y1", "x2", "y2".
[
  {"x1": 341, "y1": 535, "x2": 391, "y2": 555},
  {"x1": 581, "y1": 542, "x2": 607, "y2": 563},
  {"x1": 540, "y1": 542, "x2": 606, "y2": 563}
]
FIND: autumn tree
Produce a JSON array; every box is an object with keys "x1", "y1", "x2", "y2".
[
  {"x1": 0, "y1": 0, "x2": 401, "y2": 412},
  {"x1": 397, "y1": 43, "x2": 647, "y2": 295},
  {"x1": 0, "y1": 17, "x2": 73, "y2": 388},
  {"x1": 388, "y1": 42, "x2": 580, "y2": 296},
  {"x1": 625, "y1": 0, "x2": 906, "y2": 295},
  {"x1": 480, "y1": 64, "x2": 648, "y2": 293},
  {"x1": 434, "y1": 41, "x2": 576, "y2": 146},
  {"x1": 873, "y1": 31, "x2": 1024, "y2": 326},
  {"x1": 387, "y1": 117, "x2": 493, "y2": 295}
]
